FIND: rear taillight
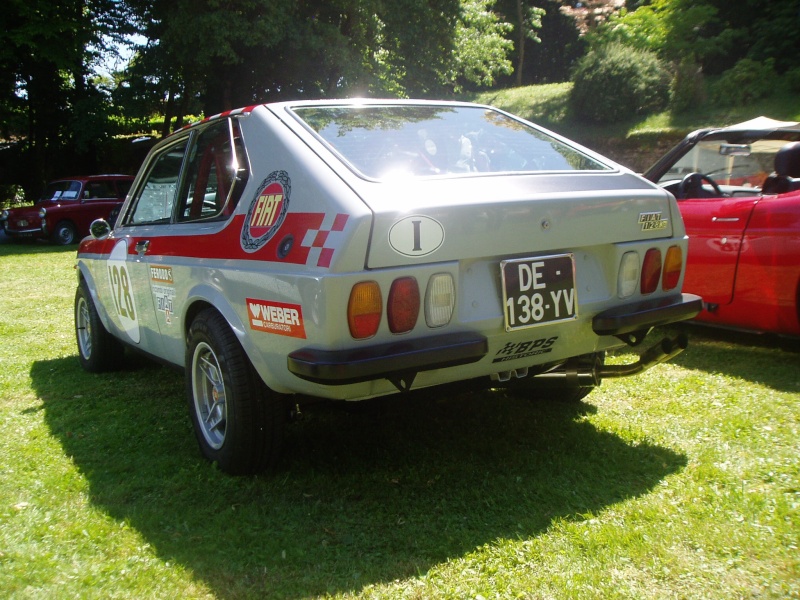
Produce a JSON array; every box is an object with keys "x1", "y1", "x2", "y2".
[
  {"x1": 662, "y1": 245, "x2": 682, "y2": 291},
  {"x1": 641, "y1": 248, "x2": 662, "y2": 295},
  {"x1": 387, "y1": 277, "x2": 420, "y2": 333},
  {"x1": 618, "y1": 251, "x2": 640, "y2": 298},
  {"x1": 425, "y1": 273, "x2": 455, "y2": 327},
  {"x1": 348, "y1": 281, "x2": 382, "y2": 339}
]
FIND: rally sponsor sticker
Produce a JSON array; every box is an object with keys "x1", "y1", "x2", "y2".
[
  {"x1": 150, "y1": 265, "x2": 175, "y2": 325},
  {"x1": 247, "y1": 298, "x2": 306, "y2": 338},
  {"x1": 241, "y1": 171, "x2": 291, "y2": 253},
  {"x1": 493, "y1": 336, "x2": 558, "y2": 363}
]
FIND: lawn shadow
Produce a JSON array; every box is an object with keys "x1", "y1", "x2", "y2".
[
  {"x1": 0, "y1": 234, "x2": 78, "y2": 256},
  {"x1": 34, "y1": 355, "x2": 686, "y2": 598},
  {"x1": 661, "y1": 324, "x2": 800, "y2": 393}
]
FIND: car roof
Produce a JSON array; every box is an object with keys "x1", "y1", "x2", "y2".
[{"x1": 50, "y1": 174, "x2": 134, "y2": 182}]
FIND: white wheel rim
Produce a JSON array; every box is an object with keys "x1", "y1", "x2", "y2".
[{"x1": 76, "y1": 296, "x2": 92, "y2": 359}]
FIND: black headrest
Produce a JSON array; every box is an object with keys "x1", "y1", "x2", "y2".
[{"x1": 774, "y1": 141, "x2": 800, "y2": 177}]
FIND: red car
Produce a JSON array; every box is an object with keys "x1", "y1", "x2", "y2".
[
  {"x1": 1, "y1": 174, "x2": 134, "y2": 245},
  {"x1": 644, "y1": 116, "x2": 800, "y2": 337}
]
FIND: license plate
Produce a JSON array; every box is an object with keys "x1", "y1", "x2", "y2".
[{"x1": 500, "y1": 254, "x2": 577, "y2": 331}]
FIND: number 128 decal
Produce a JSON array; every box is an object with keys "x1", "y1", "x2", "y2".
[{"x1": 107, "y1": 241, "x2": 140, "y2": 343}]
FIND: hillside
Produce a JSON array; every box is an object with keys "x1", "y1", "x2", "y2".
[{"x1": 472, "y1": 83, "x2": 800, "y2": 172}]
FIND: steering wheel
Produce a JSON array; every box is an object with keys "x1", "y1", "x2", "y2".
[{"x1": 676, "y1": 172, "x2": 723, "y2": 199}]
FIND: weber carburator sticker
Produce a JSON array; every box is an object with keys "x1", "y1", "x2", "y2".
[
  {"x1": 241, "y1": 170, "x2": 291, "y2": 253},
  {"x1": 247, "y1": 298, "x2": 306, "y2": 338}
]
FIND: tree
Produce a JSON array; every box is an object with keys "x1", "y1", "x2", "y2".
[
  {"x1": 513, "y1": 1, "x2": 545, "y2": 86},
  {"x1": 0, "y1": 0, "x2": 134, "y2": 194},
  {"x1": 447, "y1": 0, "x2": 514, "y2": 91},
  {"x1": 586, "y1": 0, "x2": 800, "y2": 76},
  {"x1": 120, "y1": 0, "x2": 514, "y2": 120}
]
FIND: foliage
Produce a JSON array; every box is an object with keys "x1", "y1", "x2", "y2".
[
  {"x1": 569, "y1": 42, "x2": 670, "y2": 124},
  {"x1": 586, "y1": 0, "x2": 722, "y2": 62},
  {"x1": 670, "y1": 57, "x2": 706, "y2": 114},
  {"x1": 448, "y1": 0, "x2": 514, "y2": 91},
  {"x1": 709, "y1": 58, "x2": 777, "y2": 108},
  {"x1": 1, "y1": 242, "x2": 799, "y2": 598},
  {"x1": 0, "y1": 0, "x2": 136, "y2": 193}
]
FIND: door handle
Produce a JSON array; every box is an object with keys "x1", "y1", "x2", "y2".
[
  {"x1": 135, "y1": 240, "x2": 150, "y2": 256},
  {"x1": 712, "y1": 217, "x2": 739, "y2": 222}
]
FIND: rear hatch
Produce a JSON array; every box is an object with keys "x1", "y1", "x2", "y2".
[{"x1": 354, "y1": 172, "x2": 673, "y2": 269}]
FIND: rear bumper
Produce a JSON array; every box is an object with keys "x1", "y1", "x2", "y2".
[
  {"x1": 288, "y1": 293, "x2": 702, "y2": 386},
  {"x1": 288, "y1": 332, "x2": 488, "y2": 385},
  {"x1": 592, "y1": 293, "x2": 703, "y2": 336}
]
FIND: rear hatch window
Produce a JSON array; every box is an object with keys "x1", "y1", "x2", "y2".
[{"x1": 291, "y1": 105, "x2": 611, "y2": 180}]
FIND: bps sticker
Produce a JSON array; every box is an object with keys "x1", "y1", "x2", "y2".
[
  {"x1": 247, "y1": 298, "x2": 306, "y2": 339},
  {"x1": 241, "y1": 171, "x2": 291, "y2": 253},
  {"x1": 492, "y1": 336, "x2": 558, "y2": 363}
]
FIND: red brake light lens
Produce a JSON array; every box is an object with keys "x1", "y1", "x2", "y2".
[
  {"x1": 641, "y1": 248, "x2": 662, "y2": 295},
  {"x1": 387, "y1": 277, "x2": 420, "y2": 333}
]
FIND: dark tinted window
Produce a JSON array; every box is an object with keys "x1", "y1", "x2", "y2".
[{"x1": 84, "y1": 181, "x2": 116, "y2": 199}]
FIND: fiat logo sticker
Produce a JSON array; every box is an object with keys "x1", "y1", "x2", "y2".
[{"x1": 241, "y1": 170, "x2": 291, "y2": 253}]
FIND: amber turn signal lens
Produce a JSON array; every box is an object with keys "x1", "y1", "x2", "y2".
[
  {"x1": 662, "y1": 245, "x2": 683, "y2": 291},
  {"x1": 348, "y1": 281, "x2": 382, "y2": 339}
]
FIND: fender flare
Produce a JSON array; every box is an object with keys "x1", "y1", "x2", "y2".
[{"x1": 182, "y1": 283, "x2": 287, "y2": 393}]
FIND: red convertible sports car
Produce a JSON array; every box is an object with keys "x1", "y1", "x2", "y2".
[{"x1": 644, "y1": 116, "x2": 800, "y2": 337}]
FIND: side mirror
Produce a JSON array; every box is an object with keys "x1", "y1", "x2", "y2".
[{"x1": 89, "y1": 219, "x2": 111, "y2": 240}]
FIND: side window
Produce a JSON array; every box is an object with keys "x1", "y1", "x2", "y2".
[
  {"x1": 116, "y1": 180, "x2": 133, "y2": 198},
  {"x1": 177, "y1": 118, "x2": 250, "y2": 222},
  {"x1": 127, "y1": 139, "x2": 189, "y2": 225},
  {"x1": 84, "y1": 181, "x2": 116, "y2": 200}
]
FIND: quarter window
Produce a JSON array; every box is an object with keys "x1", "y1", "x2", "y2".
[{"x1": 177, "y1": 119, "x2": 249, "y2": 222}]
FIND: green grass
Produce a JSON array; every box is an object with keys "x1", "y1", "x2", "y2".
[{"x1": 1, "y1": 241, "x2": 799, "y2": 599}]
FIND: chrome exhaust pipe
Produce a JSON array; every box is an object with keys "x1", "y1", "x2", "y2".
[
  {"x1": 599, "y1": 332, "x2": 688, "y2": 379},
  {"x1": 532, "y1": 333, "x2": 688, "y2": 385}
]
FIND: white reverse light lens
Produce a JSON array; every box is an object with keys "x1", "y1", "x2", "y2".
[
  {"x1": 618, "y1": 251, "x2": 640, "y2": 298},
  {"x1": 425, "y1": 273, "x2": 455, "y2": 327}
]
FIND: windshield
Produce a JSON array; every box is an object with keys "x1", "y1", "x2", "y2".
[
  {"x1": 656, "y1": 138, "x2": 786, "y2": 189},
  {"x1": 39, "y1": 181, "x2": 83, "y2": 202},
  {"x1": 291, "y1": 105, "x2": 611, "y2": 179}
]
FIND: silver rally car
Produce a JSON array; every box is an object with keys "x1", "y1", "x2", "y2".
[{"x1": 74, "y1": 99, "x2": 702, "y2": 474}]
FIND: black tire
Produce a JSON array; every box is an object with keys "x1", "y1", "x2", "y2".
[
  {"x1": 74, "y1": 282, "x2": 125, "y2": 373},
  {"x1": 185, "y1": 309, "x2": 285, "y2": 475},
  {"x1": 501, "y1": 352, "x2": 603, "y2": 403},
  {"x1": 52, "y1": 220, "x2": 77, "y2": 245}
]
